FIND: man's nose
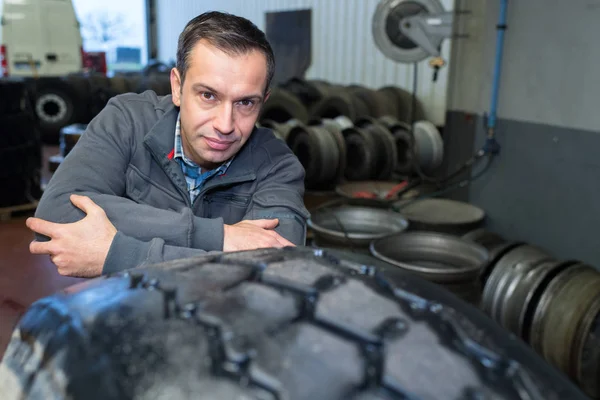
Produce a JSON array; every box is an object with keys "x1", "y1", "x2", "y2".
[{"x1": 214, "y1": 103, "x2": 234, "y2": 135}]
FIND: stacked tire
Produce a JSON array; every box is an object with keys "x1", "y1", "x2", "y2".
[
  {"x1": 0, "y1": 78, "x2": 42, "y2": 208},
  {"x1": 259, "y1": 78, "x2": 444, "y2": 190},
  {"x1": 33, "y1": 69, "x2": 172, "y2": 144}
]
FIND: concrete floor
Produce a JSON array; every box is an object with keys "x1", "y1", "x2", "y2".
[{"x1": 0, "y1": 145, "x2": 84, "y2": 358}]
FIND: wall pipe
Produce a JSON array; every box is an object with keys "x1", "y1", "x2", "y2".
[{"x1": 484, "y1": 0, "x2": 508, "y2": 153}]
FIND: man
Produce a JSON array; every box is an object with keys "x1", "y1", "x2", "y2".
[{"x1": 26, "y1": 11, "x2": 310, "y2": 278}]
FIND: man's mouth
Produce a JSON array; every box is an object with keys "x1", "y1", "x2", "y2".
[{"x1": 204, "y1": 137, "x2": 235, "y2": 151}]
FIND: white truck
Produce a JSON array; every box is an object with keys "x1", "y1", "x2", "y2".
[
  {"x1": 0, "y1": 0, "x2": 83, "y2": 77},
  {"x1": 1, "y1": 0, "x2": 86, "y2": 141}
]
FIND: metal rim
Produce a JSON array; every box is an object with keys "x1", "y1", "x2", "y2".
[
  {"x1": 490, "y1": 252, "x2": 553, "y2": 323},
  {"x1": 530, "y1": 263, "x2": 582, "y2": 354},
  {"x1": 372, "y1": 0, "x2": 445, "y2": 63},
  {"x1": 504, "y1": 260, "x2": 559, "y2": 337},
  {"x1": 497, "y1": 257, "x2": 554, "y2": 331},
  {"x1": 541, "y1": 266, "x2": 600, "y2": 376},
  {"x1": 36, "y1": 92, "x2": 69, "y2": 124},
  {"x1": 481, "y1": 244, "x2": 550, "y2": 316},
  {"x1": 369, "y1": 231, "x2": 488, "y2": 283},
  {"x1": 478, "y1": 241, "x2": 524, "y2": 286},
  {"x1": 461, "y1": 228, "x2": 506, "y2": 251},
  {"x1": 397, "y1": 198, "x2": 485, "y2": 227},
  {"x1": 307, "y1": 205, "x2": 409, "y2": 243},
  {"x1": 413, "y1": 120, "x2": 444, "y2": 172},
  {"x1": 574, "y1": 294, "x2": 600, "y2": 398}
]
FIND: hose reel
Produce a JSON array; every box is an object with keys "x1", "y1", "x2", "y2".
[{"x1": 372, "y1": 0, "x2": 454, "y2": 64}]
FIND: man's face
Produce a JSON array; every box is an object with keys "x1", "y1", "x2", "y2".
[{"x1": 170, "y1": 40, "x2": 270, "y2": 170}]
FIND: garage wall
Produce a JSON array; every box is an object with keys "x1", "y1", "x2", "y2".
[
  {"x1": 444, "y1": 0, "x2": 600, "y2": 266},
  {"x1": 155, "y1": 0, "x2": 454, "y2": 125}
]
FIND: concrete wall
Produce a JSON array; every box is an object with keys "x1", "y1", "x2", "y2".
[
  {"x1": 154, "y1": 0, "x2": 454, "y2": 125},
  {"x1": 446, "y1": 0, "x2": 600, "y2": 266}
]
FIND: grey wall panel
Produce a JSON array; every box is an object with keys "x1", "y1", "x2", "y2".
[
  {"x1": 465, "y1": 113, "x2": 600, "y2": 267},
  {"x1": 448, "y1": 0, "x2": 600, "y2": 131},
  {"x1": 155, "y1": 0, "x2": 455, "y2": 125}
]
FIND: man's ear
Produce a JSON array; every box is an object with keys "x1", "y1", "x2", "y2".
[
  {"x1": 170, "y1": 68, "x2": 182, "y2": 107},
  {"x1": 264, "y1": 88, "x2": 271, "y2": 104}
]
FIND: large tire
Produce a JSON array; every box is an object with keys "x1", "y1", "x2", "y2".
[
  {"x1": 0, "y1": 248, "x2": 588, "y2": 399},
  {"x1": 0, "y1": 78, "x2": 32, "y2": 115},
  {"x1": 32, "y1": 78, "x2": 87, "y2": 143},
  {"x1": 0, "y1": 81, "x2": 42, "y2": 207},
  {"x1": 260, "y1": 88, "x2": 309, "y2": 123}
]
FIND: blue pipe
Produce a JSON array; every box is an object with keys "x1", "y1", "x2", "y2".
[{"x1": 487, "y1": 0, "x2": 508, "y2": 131}]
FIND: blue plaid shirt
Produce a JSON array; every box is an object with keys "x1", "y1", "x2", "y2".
[{"x1": 173, "y1": 113, "x2": 232, "y2": 203}]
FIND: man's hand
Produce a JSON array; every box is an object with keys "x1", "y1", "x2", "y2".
[
  {"x1": 223, "y1": 218, "x2": 295, "y2": 252},
  {"x1": 26, "y1": 194, "x2": 117, "y2": 278}
]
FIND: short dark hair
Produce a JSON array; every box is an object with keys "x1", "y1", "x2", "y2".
[{"x1": 176, "y1": 11, "x2": 275, "y2": 93}]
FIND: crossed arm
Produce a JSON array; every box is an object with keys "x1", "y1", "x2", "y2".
[{"x1": 28, "y1": 100, "x2": 308, "y2": 277}]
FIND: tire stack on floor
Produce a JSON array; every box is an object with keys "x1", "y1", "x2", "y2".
[
  {"x1": 0, "y1": 78, "x2": 42, "y2": 208},
  {"x1": 259, "y1": 114, "x2": 443, "y2": 191},
  {"x1": 33, "y1": 69, "x2": 172, "y2": 144},
  {"x1": 257, "y1": 77, "x2": 444, "y2": 191},
  {"x1": 463, "y1": 229, "x2": 600, "y2": 400},
  {"x1": 44, "y1": 69, "x2": 171, "y2": 171}
]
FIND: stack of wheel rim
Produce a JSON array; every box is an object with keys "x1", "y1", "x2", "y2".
[{"x1": 466, "y1": 229, "x2": 600, "y2": 399}]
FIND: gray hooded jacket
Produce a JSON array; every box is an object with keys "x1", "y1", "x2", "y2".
[{"x1": 34, "y1": 90, "x2": 310, "y2": 274}]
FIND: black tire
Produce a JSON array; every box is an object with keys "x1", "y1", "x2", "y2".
[
  {"x1": 0, "y1": 79, "x2": 30, "y2": 115},
  {"x1": 347, "y1": 86, "x2": 389, "y2": 118},
  {"x1": 377, "y1": 86, "x2": 426, "y2": 124},
  {"x1": 309, "y1": 92, "x2": 358, "y2": 122},
  {"x1": 109, "y1": 75, "x2": 132, "y2": 95},
  {"x1": 32, "y1": 78, "x2": 80, "y2": 143},
  {"x1": 0, "y1": 247, "x2": 588, "y2": 399},
  {"x1": 0, "y1": 112, "x2": 38, "y2": 148},
  {"x1": 286, "y1": 123, "x2": 324, "y2": 188},
  {"x1": 343, "y1": 126, "x2": 379, "y2": 181},
  {"x1": 279, "y1": 77, "x2": 323, "y2": 109},
  {"x1": 64, "y1": 73, "x2": 94, "y2": 123},
  {"x1": 260, "y1": 88, "x2": 309, "y2": 123},
  {"x1": 354, "y1": 117, "x2": 398, "y2": 180}
]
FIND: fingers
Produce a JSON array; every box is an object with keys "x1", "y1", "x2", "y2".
[
  {"x1": 29, "y1": 240, "x2": 55, "y2": 255},
  {"x1": 243, "y1": 218, "x2": 279, "y2": 229},
  {"x1": 70, "y1": 194, "x2": 104, "y2": 216},
  {"x1": 26, "y1": 217, "x2": 61, "y2": 238}
]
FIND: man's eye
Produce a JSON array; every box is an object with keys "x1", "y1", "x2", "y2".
[
  {"x1": 239, "y1": 99, "x2": 254, "y2": 107},
  {"x1": 201, "y1": 92, "x2": 215, "y2": 100}
]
